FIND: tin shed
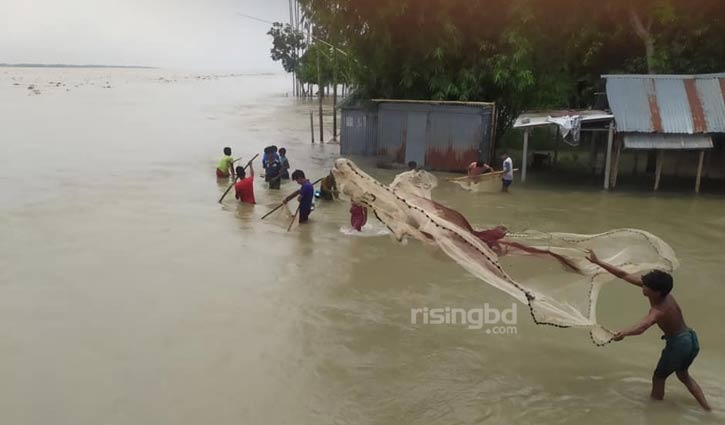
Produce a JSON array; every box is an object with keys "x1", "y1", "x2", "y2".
[{"x1": 340, "y1": 100, "x2": 496, "y2": 172}]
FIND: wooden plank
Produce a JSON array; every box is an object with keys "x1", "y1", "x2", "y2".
[{"x1": 695, "y1": 150, "x2": 705, "y2": 193}]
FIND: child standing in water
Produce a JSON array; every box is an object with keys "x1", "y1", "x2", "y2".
[
  {"x1": 216, "y1": 147, "x2": 235, "y2": 178},
  {"x1": 350, "y1": 202, "x2": 368, "y2": 231},
  {"x1": 587, "y1": 250, "x2": 710, "y2": 411},
  {"x1": 279, "y1": 147, "x2": 290, "y2": 180}
]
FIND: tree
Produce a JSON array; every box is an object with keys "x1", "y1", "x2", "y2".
[
  {"x1": 293, "y1": 0, "x2": 725, "y2": 139},
  {"x1": 267, "y1": 22, "x2": 306, "y2": 73}
]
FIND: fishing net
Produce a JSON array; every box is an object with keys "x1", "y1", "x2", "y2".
[
  {"x1": 264, "y1": 202, "x2": 300, "y2": 231},
  {"x1": 389, "y1": 169, "x2": 439, "y2": 199},
  {"x1": 332, "y1": 158, "x2": 678, "y2": 345},
  {"x1": 448, "y1": 173, "x2": 502, "y2": 192}
]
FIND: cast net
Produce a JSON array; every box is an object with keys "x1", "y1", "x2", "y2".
[
  {"x1": 332, "y1": 158, "x2": 678, "y2": 345},
  {"x1": 448, "y1": 171, "x2": 514, "y2": 192}
]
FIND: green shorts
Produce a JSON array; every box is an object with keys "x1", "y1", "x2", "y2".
[{"x1": 654, "y1": 328, "x2": 699, "y2": 378}]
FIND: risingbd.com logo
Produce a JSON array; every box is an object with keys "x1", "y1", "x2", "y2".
[{"x1": 410, "y1": 304, "x2": 518, "y2": 334}]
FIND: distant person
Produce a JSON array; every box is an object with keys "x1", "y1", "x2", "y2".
[
  {"x1": 216, "y1": 147, "x2": 235, "y2": 178},
  {"x1": 264, "y1": 151, "x2": 282, "y2": 190},
  {"x1": 317, "y1": 172, "x2": 338, "y2": 201},
  {"x1": 407, "y1": 161, "x2": 418, "y2": 170},
  {"x1": 586, "y1": 250, "x2": 710, "y2": 411},
  {"x1": 279, "y1": 147, "x2": 290, "y2": 180},
  {"x1": 286, "y1": 170, "x2": 315, "y2": 224},
  {"x1": 350, "y1": 202, "x2": 368, "y2": 231},
  {"x1": 234, "y1": 164, "x2": 255, "y2": 205},
  {"x1": 501, "y1": 152, "x2": 513, "y2": 192},
  {"x1": 468, "y1": 160, "x2": 493, "y2": 177}
]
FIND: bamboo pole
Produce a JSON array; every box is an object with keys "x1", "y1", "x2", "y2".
[
  {"x1": 310, "y1": 111, "x2": 315, "y2": 144},
  {"x1": 610, "y1": 136, "x2": 622, "y2": 189},
  {"x1": 522, "y1": 129, "x2": 529, "y2": 183},
  {"x1": 695, "y1": 150, "x2": 705, "y2": 193},
  {"x1": 603, "y1": 123, "x2": 614, "y2": 190},
  {"x1": 317, "y1": 47, "x2": 323, "y2": 142},
  {"x1": 654, "y1": 150, "x2": 664, "y2": 191}
]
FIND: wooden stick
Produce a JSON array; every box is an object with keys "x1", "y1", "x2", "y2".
[
  {"x1": 261, "y1": 177, "x2": 324, "y2": 220},
  {"x1": 695, "y1": 150, "x2": 705, "y2": 193},
  {"x1": 654, "y1": 150, "x2": 664, "y2": 191},
  {"x1": 218, "y1": 154, "x2": 259, "y2": 203},
  {"x1": 287, "y1": 205, "x2": 300, "y2": 231}
]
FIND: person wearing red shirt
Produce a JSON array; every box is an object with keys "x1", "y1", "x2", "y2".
[{"x1": 234, "y1": 164, "x2": 255, "y2": 204}]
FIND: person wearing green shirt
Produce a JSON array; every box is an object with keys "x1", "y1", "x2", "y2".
[{"x1": 216, "y1": 147, "x2": 235, "y2": 178}]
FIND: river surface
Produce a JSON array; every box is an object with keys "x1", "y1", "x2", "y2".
[{"x1": 1, "y1": 68, "x2": 723, "y2": 424}]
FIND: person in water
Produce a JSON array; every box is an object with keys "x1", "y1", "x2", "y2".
[
  {"x1": 501, "y1": 152, "x2": 513, "y2": 192},
  {"x1": 467, "y1": 160, "x2": 493, "y2": 178},
  {"x1": 407, "y1": 161, "x2": 418, "y2": 170},
  {"x1": 286, "y1": 170, "x2": 315, "y2": 224},
  {"x1": 234, "y1": 164, "x2": 255, "y2": 205},
  {"x1": 216, "y1": 147, "x2": 235, "y2": 178},
  {"x1": 279, "y1": 147, "x2": 290, "y2": 180},
  {"x1": 317, "y1": 172, "x2": 338, "y2": 201},
  {"x1": 586, "y1": 250, "x2": 710, "y2": 411},
  {"x1": 350, "y1": 202, "x2": 368, "y2": 231},
  {"x1": 264, "y1": 151, "x2": 282, "y2": 190}
]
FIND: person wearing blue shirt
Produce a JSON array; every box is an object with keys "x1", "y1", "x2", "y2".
[{"x1": 286, "y1": 169, "x2": 314, "y2": 224}]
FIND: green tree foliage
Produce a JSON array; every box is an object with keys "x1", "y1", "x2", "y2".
[
  {"x1": 267, "y1": 22, "x2": 306, "y2": 73},
  {"x1": 292, "y1": 0, "x2": 725, "y2": 138}
]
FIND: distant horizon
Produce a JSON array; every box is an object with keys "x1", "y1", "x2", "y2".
[{"x1": 0, "y1": 63, "x2": 157, "y2": 69}]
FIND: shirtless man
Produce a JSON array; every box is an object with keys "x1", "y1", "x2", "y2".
[
  {"x1": 467, "y1": 160, "x2": 493, "y2": 180},
  {"x1": 587, "y1": 250, "x2": 710, "y2": 411}
]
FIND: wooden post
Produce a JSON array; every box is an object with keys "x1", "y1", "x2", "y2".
[
  {"x1": 610, "y1": 136, "x2": 623, "y2": 189},
  {"x1": 553, "y1": 127, "x2": 560, "y2": 167},
  {"x1": 654, "y1": 150, "x2": 664, "y2": 191},
  {"x1": 603, "y1": 123, "x2": 614, "y2": 190},
  {"x1": 332, "y1": 48, "x2": 338, "y2": 141},
  {"x1": 632, "y1": 152, "x2": 639, "y2": 175},
  {"x1": 695, "y1": 150, "x2": 705, "y2": 193},
  {"x1": 589, "y1": 132, "x2": 598, "y2": 175},
  {"x1": 310, "y1": 111, "x2": 315, "y2": 144},
  {"x1": 522, "y1": 129, "x2": 529, "y2": 183}
]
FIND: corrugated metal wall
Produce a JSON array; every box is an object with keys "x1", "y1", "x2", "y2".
[
  {"x1": 340, "y1": 108, "x2": 378, "y2": 156},
  {"x1": 378, "y1": 102, "x2": 493, "y2": 171},
  {"x1": 340, "y1": 101, "x2": 495, "y2": 171}
]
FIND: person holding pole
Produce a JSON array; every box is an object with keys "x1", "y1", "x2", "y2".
[
  {"x1": 216, "y1": 147, "x2": 235, "y2": 179},
  {"x1": 234, "y1": 164, "x2": 255, "y2": 205},
  {"x1": 284, "y1": 170, "x2": 315, "y2": 224}
]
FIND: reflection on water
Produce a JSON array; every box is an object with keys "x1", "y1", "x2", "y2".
[{"x1": 0, "y1": 68, "x2": 723, "y2": 424}]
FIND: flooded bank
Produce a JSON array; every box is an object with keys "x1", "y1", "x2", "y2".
[{"x1": 0, "y1": 69, "x2": 723, "y2": 424}]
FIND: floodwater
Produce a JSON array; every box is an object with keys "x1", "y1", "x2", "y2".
[{"x1": 1, "y1": 68, "x2": 723, "y2": 425}]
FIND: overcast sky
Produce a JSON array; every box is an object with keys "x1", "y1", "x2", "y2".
[{"x1": 0, "y1": 0, "x2": 293, "y2": 71}]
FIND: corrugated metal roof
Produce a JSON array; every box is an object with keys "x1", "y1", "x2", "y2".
[
  {"x1": 513, "y1": 110, "x2": 613, "y2": 129},
  {"x1": 623, "y1": 134, "x2": 713, "y2": 150},
  {"x1": 603, "y1": 74, "x2": 725, "y2": 134}
]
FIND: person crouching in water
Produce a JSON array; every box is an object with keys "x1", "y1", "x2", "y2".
[
  {"x1": 216, "y1": 147, "x2": 235, "y2": 179},
  {"x1": 285, "y1": 170, "x2": 315, "y2": 224},
  {"x1": 317, "y1": 172, "x2": 338, "y2": 201},
  {"x1": 587, "y1": 250, "x2": 710, "y2": 411},
  {"x1": 350, "y1": 202, "x2": 368, "y2": 232},
  {"x1": 234, "y1": 164, "x2": 255, "y2": 204},
  {"x1": 264, "y1": 151, "x2": 282, "y2": 190}
]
